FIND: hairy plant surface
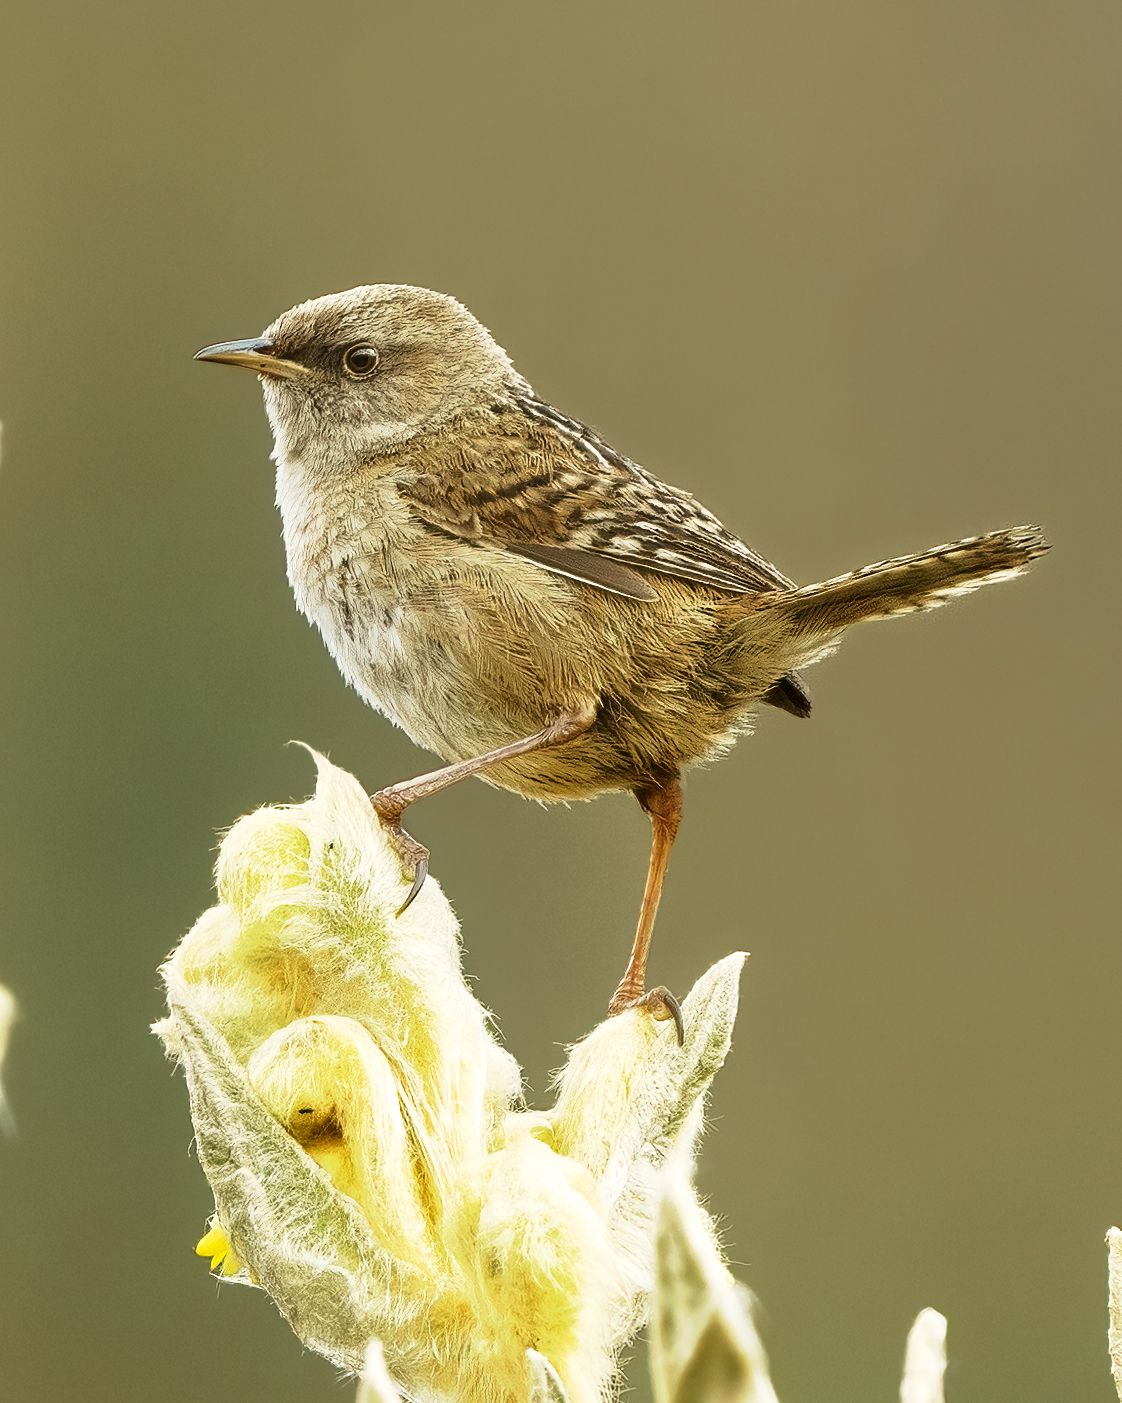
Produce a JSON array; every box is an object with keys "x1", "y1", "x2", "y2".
[{"x1": 156, "y1": 751, "x2": 743, "y2": 1403}]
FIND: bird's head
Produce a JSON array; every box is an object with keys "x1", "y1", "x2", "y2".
[{"x1": 195, "y1": 284, "x2": 518, "y2": 476}]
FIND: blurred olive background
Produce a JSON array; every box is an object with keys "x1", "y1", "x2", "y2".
[{"x1": 0, "y1": 2, "x2": 1118, "y2": 1399}]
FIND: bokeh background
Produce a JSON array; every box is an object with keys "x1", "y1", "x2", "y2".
[{"x1": 1, "y1": 3, "x2": 1119, "y2": 1399}]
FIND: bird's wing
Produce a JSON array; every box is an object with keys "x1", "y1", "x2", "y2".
[{"x1": 401, "y1": 394, "x2": 795, "y2": 599}]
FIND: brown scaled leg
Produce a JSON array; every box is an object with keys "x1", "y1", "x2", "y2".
[
  {"x1": 608, "y1": 771, "x2": 684, "y2": 1043},
  {"x1": 372, "y1": 702, "x2": 597, "y2": 913}
]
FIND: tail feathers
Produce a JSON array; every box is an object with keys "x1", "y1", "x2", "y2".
[
  {"x1": 764, "y1": 670, "x2": 813, "y2": 718},
  {"x1": 764, "y1": 525, "x2": 1049, "y2": 637}
]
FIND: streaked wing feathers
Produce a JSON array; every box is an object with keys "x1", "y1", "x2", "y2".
[{"x1": 402, "y1": 392, "x2": 795, "y2": 598}]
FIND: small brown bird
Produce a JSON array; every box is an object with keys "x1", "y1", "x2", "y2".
[{"x1": 196, "y1": 285, "x2": 1048, "y2": 1033}]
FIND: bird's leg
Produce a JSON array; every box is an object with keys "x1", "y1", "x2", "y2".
[
  {"x1": 608, "y1": 771, "x2": 684, "y2": 1042},
  {"x1": 372, "y1": 702, "x2": 596, "y2": 912}
]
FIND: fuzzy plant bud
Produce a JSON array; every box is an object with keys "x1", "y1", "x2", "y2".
[
  {"x1": 156, "y1": 750, "x2": 745, "y2": 1403},
  {"x1": 0, "y1": 982, "x2": 15, "y2": 1135},
  {"x1": 899, "y1": 1308, "x2": 948, "y2": 1403},
  {"x1": 1108, "y1": 1228, "x2": 1122, "y2": 1402}
]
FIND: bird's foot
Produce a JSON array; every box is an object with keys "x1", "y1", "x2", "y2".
[
  {"x1": 370, "y1": 790, "x2": 429, "y2": 914},
  {"x1": 607, "y1": 983, "x2": 684, "y2": 1045}
]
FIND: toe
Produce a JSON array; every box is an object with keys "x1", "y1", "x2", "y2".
[
  {"x1": 608, "y1": 985, "x2": 685, "y2": 1045},
  {"x1": 638, "y1": 986, "x2": 684, "y2": 1045}
]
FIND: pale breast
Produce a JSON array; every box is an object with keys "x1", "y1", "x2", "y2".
[{"x1": 277, "y1": 462, "x2": 574, "y2": 763}]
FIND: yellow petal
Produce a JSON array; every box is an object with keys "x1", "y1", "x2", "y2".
[
  {"x1": 219, "y1": 1246, "x2": 243, "y2": 1277},
  {"x1": 195, "y1": 1225, "x2": 228, "y2": 1258},
  {"x1": 195, "y1": 1224, "x2": 242, "y2": 1276}
]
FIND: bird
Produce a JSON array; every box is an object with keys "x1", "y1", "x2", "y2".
[{"x1": 195, "y1": 284, "x2": 1049, "y2": 1035}]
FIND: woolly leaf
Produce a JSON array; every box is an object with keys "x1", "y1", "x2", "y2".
[
  {"x1": 0, "y1": 983, "x2": 14, "y2": 1135},
  {"x1": 357, "y1": 1340, "x2": 403, "y2": 1403},
  {"x1": 899, "y1": 1308, "x2": 947, "y2": 1403},
  {"x1": 650, "y1": 1171, "x2": 778, "y2": 1403},
  {"x1": 1109, "y1": 1229, "x2": 1122, "y2": 1403},
  {"x1": 526, "y1": 1349, "x2": 572, "y2": 1402},
  {"x1": 164, "y1": 984, "x2": 424, "y2": 1372}
]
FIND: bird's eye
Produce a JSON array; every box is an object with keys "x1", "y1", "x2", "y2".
[{"x1": 342, "y1": 345, "x2": 380, "y2": 378}]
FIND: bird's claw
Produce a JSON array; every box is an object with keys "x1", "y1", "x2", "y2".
[
  {"x1": 607, "y1": 984, "x2": 684, "y2": 1046},
  {"x1": 397, "y1": 852, "x2": 429, "y2": 914},
  {"x1": 370, "y1": 793, "x2": 430, "y2": 915}
]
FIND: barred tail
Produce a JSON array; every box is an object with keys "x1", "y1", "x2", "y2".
[{"x1": 763, "y1": 525, "x2": 1049, "y2": 638}]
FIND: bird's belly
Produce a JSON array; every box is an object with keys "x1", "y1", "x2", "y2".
[
  {"x1": 302, "y1": 551, "x2": 763, "y2": 801},
  {"x1": 318, "y1": 587, "x2": 551, "y2": 765}
]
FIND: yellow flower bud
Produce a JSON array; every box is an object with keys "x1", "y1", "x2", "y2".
[{"x1": 157, "y1": 751, "x2": 744, "y2": 1402}]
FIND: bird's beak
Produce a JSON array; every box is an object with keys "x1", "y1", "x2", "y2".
[{"x1": 193, "y1": 338, "x2": 309, "y2": 380}]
